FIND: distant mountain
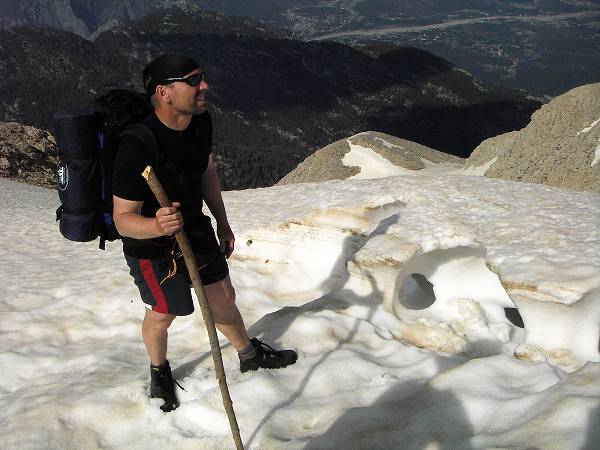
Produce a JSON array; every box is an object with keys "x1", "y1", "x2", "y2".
[
  {"x1": 329, "y1": 12, "x2": 600, "y2": 98},
  {"x1": 0, "y1": 0, "x2": 291, "y2": 39},
  {"x1": 212, "y1": 1, "x2": 600, "y2": 98},
  {"x1": 0, "y1": 8, "x2": 539, "y2": 189},
  {"x1": 3, "y1": 1, "x2": 596, "y2": 39},
  {"x1": 1, "y1": 1, "x2": 598, "y2": 97},
  {"x1": 0, "y1": 0, "x2": 195, "y2": 39}
]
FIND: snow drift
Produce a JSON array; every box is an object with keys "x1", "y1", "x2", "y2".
[{"x1": 1, "y1": 167, "x2": 599, "y2": 448}]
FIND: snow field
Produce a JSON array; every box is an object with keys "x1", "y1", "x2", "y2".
[{"x1": 1, "y1": 174, "x2": 600, "y2": 448}]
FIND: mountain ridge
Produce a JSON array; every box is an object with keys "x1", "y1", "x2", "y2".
[{"x1": 0, "y1": 8, "x2": 539, "y2": 189}]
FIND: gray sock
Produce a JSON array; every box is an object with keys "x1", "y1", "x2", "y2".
[
  {"x1": 238, "y1": 342, "x2": 257, "y2": 361},
  {"x1": 150, "y1": 360, "x2": 169, "y2": 371}
]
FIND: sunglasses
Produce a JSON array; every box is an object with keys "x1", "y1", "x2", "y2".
[{"x1": 160, "y1": 71, "x2": 205, "y2": 87}]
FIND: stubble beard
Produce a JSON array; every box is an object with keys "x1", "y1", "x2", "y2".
[
  {"x1": 194, "y1": 101, "x2": 207, "y2": 114},
  {"x1": 192, "y1": 94, "x2": 207, "y2": 114}
]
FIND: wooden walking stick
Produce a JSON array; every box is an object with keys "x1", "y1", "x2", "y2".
[{"x1": 142, "y1": 166, "x2": 244, "y2": 450}]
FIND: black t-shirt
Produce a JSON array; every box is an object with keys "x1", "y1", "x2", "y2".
[{"x1": 113, "y1": 111, "x2": 219, "y2": 258}]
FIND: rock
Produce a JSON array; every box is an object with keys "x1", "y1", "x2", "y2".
[
  {"x1": 277, "y1": 137, "x2": 358, "y2": 185},
  {"x1": 0, "y1": 122, "x2": 57, "y2": 189},
  {"x1": 465, "y1": 131, "x2": 519, "y2": 168},
  {"x1": 467, "y1": 82, "x2": 600, "y2": 193}
]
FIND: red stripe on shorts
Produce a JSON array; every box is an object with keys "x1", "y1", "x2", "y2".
[{"x1": 139, "y1": 259, "x2": 169, "y2": 314}]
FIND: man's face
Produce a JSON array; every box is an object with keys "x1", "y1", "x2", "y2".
[{"x1": 163, "y1": 68, "x2": 209, "y2": 115}]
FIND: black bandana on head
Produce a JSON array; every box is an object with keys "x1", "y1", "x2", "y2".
[{"x1": 143, "y1": 54, "x2": 200, "y2": 97}]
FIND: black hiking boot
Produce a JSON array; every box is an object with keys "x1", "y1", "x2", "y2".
[
  {"x1": 239, "y1": 338, "x2": 298, "y2": 373},
  {"x1": 150, "y1": 360, "x2": 181, "y2": 412}
]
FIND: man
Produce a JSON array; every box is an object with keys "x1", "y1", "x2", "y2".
[{"x1": 113, "y1": 54, "x2": 297, "y2": 412}]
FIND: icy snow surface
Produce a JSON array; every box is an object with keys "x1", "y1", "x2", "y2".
[
  {"x1": 1, "y1": 173, "x2": 600, "y2": 449},
  {"x1": 592, "y1": 143, "x2": 600, "y2": 167},
  {"x1": 578, "y1": 117, "x2": 600, "y2": 135},
  {"x1": 576, "y1": 117, "x2": 600, "y2": 167},
  {"x1": 342, "y1": 141, "x2": 412, "y2": 179}
]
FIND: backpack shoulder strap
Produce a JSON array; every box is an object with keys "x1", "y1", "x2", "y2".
[{"x1": 121, "y1": 123, "x2": 160, "y2": 168}]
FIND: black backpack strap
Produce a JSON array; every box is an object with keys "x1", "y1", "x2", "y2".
[
  {"x1": 121, "y1": 123, "x2": 160, "y2": 169},
  {"x1": 123, "y1": 123, "x2": 184, "y2": 181}
]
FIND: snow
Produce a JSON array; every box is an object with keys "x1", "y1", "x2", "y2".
[
  {"x1": 575, "y1": 117, "x2": 600, "y2": 167},
  {"x1": 342, "y1": 140, "x2": 413, "y2": 179},
  {"x1": 1, "y1": 173, "x2": 600, "y2": 449},
  {"x1": 341, "y1": 135, "x2": 467, "y2": 179},
  {"x1": 578, "y1": 117, "x2": 600, "y2": 134},
  {"x1": 460, "y1": 156, "x2": 498, "y2": 175}
]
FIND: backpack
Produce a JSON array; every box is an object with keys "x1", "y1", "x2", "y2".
[{"x1": 54, "y1": 90, "x2": 159, "y2": 250}]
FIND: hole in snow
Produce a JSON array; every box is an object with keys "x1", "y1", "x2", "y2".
[
  {"x1": 388, "y1": 246, "x2": 529, "y2": 358},
  {"x1": 392, "y1": 246, "x2": 520, "y2": 330},
  {"x1": 398, "y1": 273, "x2": 436, "y2": 310},
  {"x1": 504, "y1": 307, "x2": 524, "y2": 328}
]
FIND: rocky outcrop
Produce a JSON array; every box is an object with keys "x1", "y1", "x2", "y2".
[
  {"x1": 465, "y1": 131, "x2": 519, "y2": 168},
  {"x1": 277, "y1": 137, "x2": 359, "y2": 185},
  {"x1": 0, "y1": 122, "x2": 57, "y2": 189},
  {"x1": 467, "y1": 83, "x2": 600, "y2": 193},
  {"x1": 278, "y1": 131, "x2": 464, "y2": 185}
]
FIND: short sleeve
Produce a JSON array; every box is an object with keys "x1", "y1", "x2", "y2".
[{"x1": 113, "y1": 135, "x2": 151, "y2": 201}]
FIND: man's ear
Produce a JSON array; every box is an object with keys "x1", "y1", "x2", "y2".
[{"x1": 156, "y1": 85, "x2": 172, "y2": 104}]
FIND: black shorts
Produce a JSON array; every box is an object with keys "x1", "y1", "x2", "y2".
[{"x1": 125, "y1": 252, "x2": 229, "y2": 316}]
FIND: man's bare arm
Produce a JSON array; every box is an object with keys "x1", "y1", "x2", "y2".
[
  {"x1": 201, "y1": 154, "x2": 234, "y2": 257},
  {"x1": 201, "y1": 154, "x2": 229, "y2": 225},
  {"x1": 113, "y1": 195, "x2": 183, "y2": 239}
]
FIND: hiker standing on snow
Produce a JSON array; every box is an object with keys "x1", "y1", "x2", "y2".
[{"x1": 112, "y1": 54, "x2": 297, "y2": 412}]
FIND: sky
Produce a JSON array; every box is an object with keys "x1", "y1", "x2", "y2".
[{"x1": 1, "y1": 139, "x2": 599, "y2": 448}]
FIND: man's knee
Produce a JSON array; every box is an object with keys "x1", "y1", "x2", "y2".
[
  {"x1": 205, "y1": 276, "x2": 236, "y2": 309},
  {"x1": 144, "y1": 309, "x2": 176, "y2": 330}
]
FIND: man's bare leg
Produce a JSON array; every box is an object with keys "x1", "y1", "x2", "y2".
[
  {"x1": 204, "y1": 275, "x2": 251, "y2": 351},
  {"x1": 142, "y1": 309, "x2": 176, "y2": 366}
]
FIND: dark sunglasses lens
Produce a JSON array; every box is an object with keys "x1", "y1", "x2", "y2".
[{"x1": 186, "y1": 73, "x2": 204, "y2": 86}]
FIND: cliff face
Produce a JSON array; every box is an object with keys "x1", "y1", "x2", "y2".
[{"x1": 467, "y1": 83, "x2": 600, "y2": 193}]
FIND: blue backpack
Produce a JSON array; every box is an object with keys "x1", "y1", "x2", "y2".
[{"x1": 54, "y1": 90, "x2": 159, "y2": 249}]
